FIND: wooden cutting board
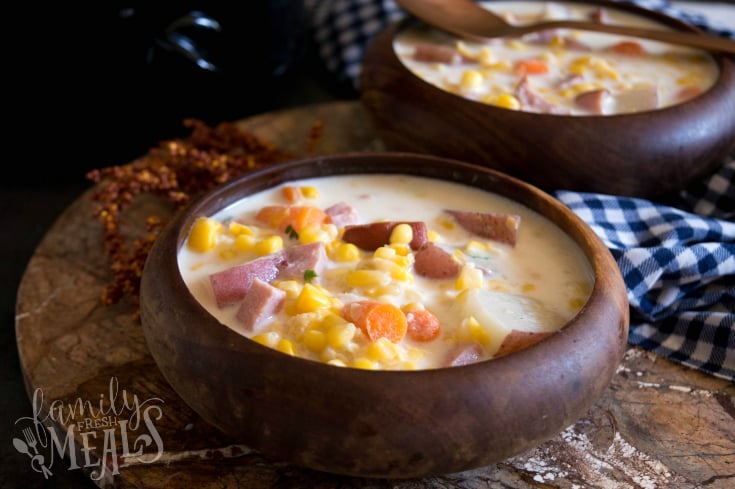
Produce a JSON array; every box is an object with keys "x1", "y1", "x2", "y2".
[{"x1": 15, "y1": 100, "x2": 735, "y2": 489}]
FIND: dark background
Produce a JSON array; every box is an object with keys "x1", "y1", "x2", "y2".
[{"x1": 2, "y1": 2, "x2": 351, "y2": 487}]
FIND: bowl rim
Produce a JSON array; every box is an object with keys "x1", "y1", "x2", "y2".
[{"x1": 158, "y1": 150, "x2": 628, "y2": 376}]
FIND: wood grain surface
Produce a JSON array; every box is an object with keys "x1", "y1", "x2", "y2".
[{"x1": 15, "y1": 100, "x2": 735, "y2": 488}]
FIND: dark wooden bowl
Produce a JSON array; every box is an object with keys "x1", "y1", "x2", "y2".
[
  {"x1": 360, "y1": 0, "x2": 735, "y2": 198},
  {"x1": 140, "y1": 152, "x2": 629, "y2": 478}
]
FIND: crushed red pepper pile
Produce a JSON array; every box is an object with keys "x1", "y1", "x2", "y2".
[{"x1": 87, "y1": 117, "x2": 323, "y2": 317}]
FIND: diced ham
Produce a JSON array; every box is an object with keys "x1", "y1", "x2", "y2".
[
  {"x1": 575, "y1": 88, "x2": 611, "y2": 114},
  {"x1": 278, "y1": 242, "x2": 327, "y2": 282},
  {"x1": 445, "y1": 210, "x2": 521, "y2": 246},
  {"x1": 235, "y1": 278, "x2": 286, "y2": 334},
  {"x1": 325, "y1": 201, "x2": 361, "y2": 228},
  {"x1": 515, "y1": 77, "x2": 572, "y2": 115},
  {"x1": 495, "y1": 330, "x2": 554, "y2": 358},
  {"x1": 414, "y1": 243, "x2": 460, "y2": 279},
  {"x1": 445, "y1": 343, "x2": 484, "y2": 367},
  {"x1": 209, "y1": 255, "x2": 284, "y2": 308},
  {"x1": 342, "y1": 221, "x2": 428, "y2": 251}
]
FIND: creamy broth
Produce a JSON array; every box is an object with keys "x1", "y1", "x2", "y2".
[
  {"x1": 394, "y1": 1, "x2": 719, "y2": 115},
  {"x1": 178, "y1": 175, "x2": 593, "y2": 370}
]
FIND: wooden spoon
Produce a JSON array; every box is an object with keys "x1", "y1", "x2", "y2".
[{"x1": 395, "y1": 0, "x2": 735, "y2": 54}]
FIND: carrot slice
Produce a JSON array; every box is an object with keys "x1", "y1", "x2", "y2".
[
  {"x1": 405, "y1": 309, "x2": 441, "y2": 342},
  {"x1": 344, "y1": 301, "x2": 407, "y2": 343},
  {"x1": 282, "y1": 186, "x2": 302, "y2": 204},
  {"x1": 256, "y1": 205, "x2": 289, "y2": 228},
  {"x1": 609, "y1": 41, "x2": 645, "y2": 56},
  {"x1": 282, "y1": 206, "x2": 328, "y2": 233},
  {"x1": 514, "y1": 59, "x2": 549, "y2": 76},
  {"x1": 255, "y1": 205, "x2": 328, "y2": 233}
]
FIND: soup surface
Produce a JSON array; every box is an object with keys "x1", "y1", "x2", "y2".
[
  {"x1": 178, "y1": 174, "x2": 593, "y2": 370},
  {"x1": 394, "y1": 1, "x2": 719, "y2": 115}
]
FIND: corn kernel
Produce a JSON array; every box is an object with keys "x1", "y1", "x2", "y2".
[
  {"x1": 353, "y1": 358, "x2": 376, "y2": 370},
  {"x1": 477, "y1": 47, "x2": 495, "y2": 65},
  {"x1": 366, "y1": 338, "x2": 400, "y2": 362},
  {"x1": 460, "y1": 69, "x2": 483, "y2": 91},
  {"x1": 486, "y1": 279, "x2": 509, "y2": 292},
  {"x1": 438, "y1": 216, "x2": 455, "y2": 230},
  {"x1": 303, "y1": 330, "x2": 327, "y2": 352},
  {"x1": 373, "y1": 246, "x2": 396, "y2": 260},
  {"x1": 276, "y1": 339, "x2": 296, "y2": 356},
  {"x1": 507, "y1": 39, "x2": 526, "y2": 50},
  {"x1": 187, "y1": 217, "x2": 221, "y2": 252},
  {"x1": 456, "y1": 265, "x2": 484, "y2": 290},
  {"x1": 327, "y1": 322, "x2": 356, "y2": 349},
  {"x1": 427, "y1": 229, "x2": 440, "y2": 242},
  {"x1": 234, "y1": 234, "x2": 256, "y2": 252},
  {"x1": 296, "y1": 283, "x2": 332, "y2": 313},
  {"x1": 390, "y1": 267, "x2": 412, "y2": 282},
  {"x1": 389, "y1": 223, "x2": 413, "y2": 246},
  {"x1": 252, "y1": 331, "x2": 280, "y2": 348},
  {"x1": 461, "y1": 316, "x2": 491, "y2": 346},
  {"x1": 389, "y1": 243, "x2": 411, "y2": 256},
  {"x1": 219, "y1": 248, "x2": 237, "y2": 260},
  {"x1": 465, "y1": 240, "x2": 492, "y2": 256},
  {"x1": 346, "y1": 270, "x2": 390, "y2": 288},
  {"x1": 275, "y1": 280, "x2": 301, "y2": 298},
  {"x1": 326, "y1": 358, "x2": 347, "y2": 367},
  {"x1": 332, "y1": 242, "x2": 361, "y2": 262},
  {"x1": 228, "y1": 221, "x2": 253, "y2": 236},
  {"x1": 569, "y1": 297, "x2": 586, "y2": 309},
  {"x1": 301, "y1": 186, "x2": 319, "y2": 199},
  {"x1": 491, "y1": 93, "x2": 521, "y2": 110},
  {"x1": 254, "y1": 235, "x2": 283, "y2": 256},
  {"x1": 299, "y1": 225, "x2": 326, "y2": 244},
  {"x1": 521, "y1": 283, "x2": 536, "y2": 293},
  {"x1": 455, "y1": 41, "x2": 474, "y2": 59}
]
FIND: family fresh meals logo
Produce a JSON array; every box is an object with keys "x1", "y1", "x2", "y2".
[{"x1": 12, "y1": 377, "x2": 164, "y2": 481}]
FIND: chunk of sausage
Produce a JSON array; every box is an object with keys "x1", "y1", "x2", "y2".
[
  {"x1": 575, "y1": 88, "x2": 611, "y2": 114},
  {"x1": 445, "y1": 210, "x2": 521, "y2": 246},
  {"x1": 209, "y1": 255, "x2": 284, "y2": 308},
  {"x1": 342, "y1": 221, "x2": 428, "y2": 251},
  {"x1": 413, "y1": 43, "x2": 464, "y2": 64},
  {"x1": 414, "y1": 243, "x2": 460, "y2": 279},
  {"x1": 235, "y1": 278, "x2": 286, "y2": 334}
]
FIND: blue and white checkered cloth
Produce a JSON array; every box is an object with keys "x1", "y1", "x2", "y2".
[
  {"x1": 306, "y1": 0, "x2": 735, "y2": 382},
  {"x1": 556, "y1": 160, "x2": 735, "y2": 383}
]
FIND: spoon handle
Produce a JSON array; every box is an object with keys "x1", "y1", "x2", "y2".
[{"x1": 502, "y1": 20, "x2": 735, "y2": 54}]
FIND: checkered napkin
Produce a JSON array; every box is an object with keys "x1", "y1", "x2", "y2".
[
  {"x1": 306, "y1": 0, "x2": 735, "y2": 382},
  {"x1": 556, "y1": 159, "x2": 735, "y2": 383}
]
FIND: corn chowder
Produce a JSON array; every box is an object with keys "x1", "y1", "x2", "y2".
[
  {"x1": 178, "y1": 175, "x2": 593, "y2": 370},
  {"x1": 394, "y1": 1, "x2": 719, "y2": 115}
]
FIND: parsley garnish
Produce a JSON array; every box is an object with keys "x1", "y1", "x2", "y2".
[
  {"x1": 284, "y1": 224, "x2": 299, "y2": 240},
  {"x1": 304, "y1": 269, "x2": 318, "y2": 282}
]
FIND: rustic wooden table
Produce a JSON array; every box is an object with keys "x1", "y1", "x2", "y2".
[{"x1": 15, "y1": 101, "x2": 735, "y2": 489}]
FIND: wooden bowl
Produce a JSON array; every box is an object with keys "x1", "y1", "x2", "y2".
[
  {"x1": 360, "y1": 0, "x2": 735, "y2": 198},
  {"x1": 140, "y1": 152, "x2": 629, "y2": 478}
]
